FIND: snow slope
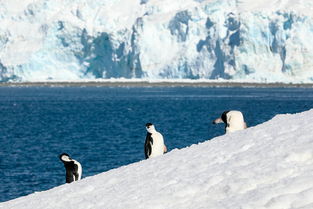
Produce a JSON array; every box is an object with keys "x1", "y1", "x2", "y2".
[
  {"x1": 1, "y1": 0, "x2": 313, "y2": 83},
  {"x1": 1, "y1": 109, "x2": 313, "y2": 209}
]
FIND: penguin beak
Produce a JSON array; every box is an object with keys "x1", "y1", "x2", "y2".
[{"x1": 213, "y1": 117, "x2": 223, "y2": 124}]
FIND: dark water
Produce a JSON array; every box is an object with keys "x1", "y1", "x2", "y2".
[{"x1": 0, "y1": 87, "x2": 313, "y2": 202}]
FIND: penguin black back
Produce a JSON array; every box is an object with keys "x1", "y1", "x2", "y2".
[
  {"x1": 144, "y1": 132, "x2": 153, "y2": 159},
  {"x1": 59, "y1": 153, "x2": 81, "y2": 183},
  {"x1": 221, "y1": 110, "x2": 230, "y2": 124},
  {"x1": 144, "y1": 123, "x2": 154, "y2": 159},
  {"x1": 63, "y1": 161, "x2": 78, "y2": 183}
]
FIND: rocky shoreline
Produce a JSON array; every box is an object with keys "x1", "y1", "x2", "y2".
[{"x1": 0, "y1": 81, "x2": 313, "y2": 88}]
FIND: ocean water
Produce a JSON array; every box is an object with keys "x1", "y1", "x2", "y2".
[{"x1": 0, "y1": 86, "x2": 313, "y2": 202}]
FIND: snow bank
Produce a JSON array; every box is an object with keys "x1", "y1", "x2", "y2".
[
  {"x1": 1, "y1": 0, "x2": 313, "y2": 83},
  {"x1": 1, "y1": 109, "x2": 313, "y2": 209}
]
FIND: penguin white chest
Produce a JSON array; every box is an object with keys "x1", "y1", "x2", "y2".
[
  {"x1": 73, "y1": 160, "x2": 82, "y2": 180},
  {"x1": 226, "y1": 111, "x2": 245, "y2": 133},
  {"x1": 150, "y1": 132, "x2": 165, "y2": 158}
]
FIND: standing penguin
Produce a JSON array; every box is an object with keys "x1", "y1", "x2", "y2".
[
  {"x1": 213, "y1": 110, "x2": 247, "y2": 133},
  {"x1": 144, "y1": 123, "x2": 167, "y2": 159},
  {"x1": 59, "y1": 153, "x2": 82, "y2": 183}
]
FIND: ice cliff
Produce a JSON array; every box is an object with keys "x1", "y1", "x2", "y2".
[{"x1": 1, "y1": 0, "x2": 313, "y2": 82}]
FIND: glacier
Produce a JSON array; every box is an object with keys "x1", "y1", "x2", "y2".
[{"x1": 1, "y1": 0, "x2": 313, "y2": 83}]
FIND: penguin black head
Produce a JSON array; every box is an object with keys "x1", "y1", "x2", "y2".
[
  {"x1": 221, "y1": 110, "x2": 230, "y2": 124},
  {"x1": 145, "y1": 123, "x2": 153, "y2": 128},
  {"x1": 213, "y1": 110, "x2": 230, "y2": 124},
  {"x1": 146, "y1": 123, "x2": 157, "y2": 133},
  {"x1": 59, "y1": 153, "x2": 72, "y2": 162},
  {"x1": 213, "y1": 110, "x2": 247, "y2": 133}
]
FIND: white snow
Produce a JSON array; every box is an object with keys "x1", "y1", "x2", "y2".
[
  {"x1": 1, "y1": 109, "x2": 313, "y2": 209},
  {"x1": 1, "y1": 0, "x2": 313, "y2": 82}
]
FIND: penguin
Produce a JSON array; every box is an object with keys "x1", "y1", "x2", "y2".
[
  {"x1": 144, "y1": 123, "x2": 167, "y2": 159},
  {"x1": 213, "y1": 110, "x2": 247, "y2": 133},
  {"x1": 59, "y1": 153, "x2": 82, "y2": 183}
]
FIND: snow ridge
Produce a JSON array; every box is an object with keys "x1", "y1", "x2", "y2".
[{"x1": 1, "y1": 109, "x2": 313, "y2": 209}]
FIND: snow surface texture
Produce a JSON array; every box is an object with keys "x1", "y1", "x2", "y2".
[
  {"x1": 1, "y1": 109, "x2": 313, "y2": 209},
  {"x1": 1, "y1": 0, "x2": 313, "y2": 83}
]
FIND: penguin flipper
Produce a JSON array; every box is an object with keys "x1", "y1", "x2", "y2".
[
  {"x1": 144, "y1": 133, "x2": 153, "y2": 159},
  {"x1": 73, "y1": 163, "x2": 79, "y2": 181}
]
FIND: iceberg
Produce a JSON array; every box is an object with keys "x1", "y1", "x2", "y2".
[{"x1": 1, "y1": 0, "x2": 313, "y2": 83}]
